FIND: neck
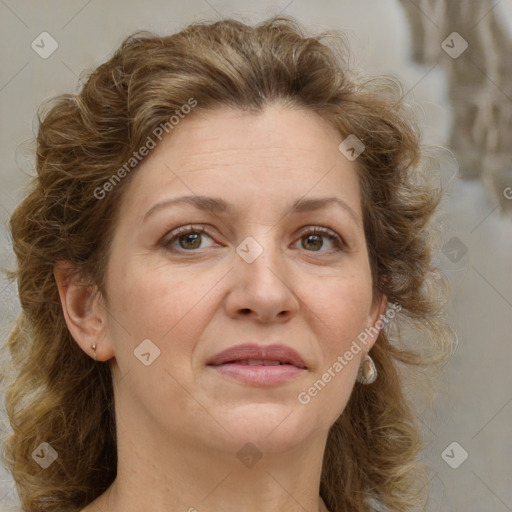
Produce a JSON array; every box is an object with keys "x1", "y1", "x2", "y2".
[
  {"x1": 319, "y1": 496, "x2": 330, "y2": 512},
  {"x1": 87, "y1": 406, "x2": 330, "y2": 512}
]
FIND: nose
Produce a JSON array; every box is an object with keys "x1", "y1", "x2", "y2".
[{"x1": 224, "y1": 236, "x2": 300, "y2": 323}]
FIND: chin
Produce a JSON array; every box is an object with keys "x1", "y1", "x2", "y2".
[{"x1": 217, "y1": 402, "x2": 321, "y2": 454}]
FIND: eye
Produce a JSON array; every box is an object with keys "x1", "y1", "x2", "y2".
[
  {"x1": 162, "y1": 225, "x2": 218, "y2": 251},
  {"x1": 293, "y1": 226, "x2": 344, "y2": 252},
  {"x1": 161, "y1": 224, "x2": 345, "y2": 253}
]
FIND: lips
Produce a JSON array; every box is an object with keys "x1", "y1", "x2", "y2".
[{"x1": 207, "y1": 343, "x2": 307, "y2": 369}]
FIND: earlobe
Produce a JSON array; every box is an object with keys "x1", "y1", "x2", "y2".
[
  {"x1": 365, "y1": 294, "x2": 389, "y2": 351},
  {"x1": 54, "y1": 261, "x2": 114, "y2": 361}
]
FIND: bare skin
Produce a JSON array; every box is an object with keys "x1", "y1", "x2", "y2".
[{"x1": 56, "y1": 104, "x2": 386, "y2": 512}]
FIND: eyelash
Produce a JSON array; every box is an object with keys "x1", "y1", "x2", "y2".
[{"x1": 162, "y1": 224, "x2": 345, "y2": 254}]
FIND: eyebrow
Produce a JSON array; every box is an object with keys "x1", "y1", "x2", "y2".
[{"x1": 143, "y1": 194, "x2": 361, "y2": 225}]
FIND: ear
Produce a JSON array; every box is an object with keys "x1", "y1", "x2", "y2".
[
  {"x1": 54, "y1": 261, "x2": 115, "y2": 361},
  {"x1": 363, "y1": 294, "x2": 389, "y2": 353}
]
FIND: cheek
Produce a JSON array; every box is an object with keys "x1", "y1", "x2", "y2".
[
  {"x1": 106, "y1": 259, "x2": 220, "y2": 346},
  {"x1": 312, "y1": 271, "x2": 373, "y2": 345},
  {"x1": 303, "y1": 278, "x2": 372, "y2": 425}
]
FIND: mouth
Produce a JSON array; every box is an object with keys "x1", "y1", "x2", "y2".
[
  {"x1": 223, "y1": 359, "x2": 296, "y2": 366},
  {"x1": 207, "y1": 344, "x2": 308, "y2": 386}
]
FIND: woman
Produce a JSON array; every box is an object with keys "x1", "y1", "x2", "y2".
[{"x1": 1, "y1": 16, "x2": 452, "y2": 512}]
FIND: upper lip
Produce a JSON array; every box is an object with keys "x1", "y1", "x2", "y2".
[{"x1": 207, "y1": 343, "x2": 307, "y2": 369}]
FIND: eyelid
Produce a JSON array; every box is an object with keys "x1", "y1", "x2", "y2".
[
  {"x1": 161, "y1": 224, "x2": 219, "y2": 249},
  {"x1": 294, "y1": 225, "x2": 346, "y2": 251},
  {"x1": 161, "y1": 223, "x2": 347, "y2": 253}
]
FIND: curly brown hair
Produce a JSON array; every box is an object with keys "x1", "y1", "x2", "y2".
[{"x1": 1, "y1": 16, "x2": 453, "y2": 512}]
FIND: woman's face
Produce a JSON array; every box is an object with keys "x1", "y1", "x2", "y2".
[{"x1": 100, "y1": 104, "x2": 385, "y2": 455}]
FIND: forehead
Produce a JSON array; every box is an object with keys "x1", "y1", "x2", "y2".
[
  {"x1": 158, "y1": 105, "x2": 343, "y2": 169},
  {"x1": 119, "y1": 104, "x2": 363, "y2": 220}
]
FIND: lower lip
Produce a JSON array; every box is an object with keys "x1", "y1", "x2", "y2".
[{"x1": 208, "y1": 364, "x2": 306, "y2": 386}]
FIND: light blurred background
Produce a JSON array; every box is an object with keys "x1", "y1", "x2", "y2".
[{"x1": 0, "y1": 1, "x2": 511, "y2": 510}]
